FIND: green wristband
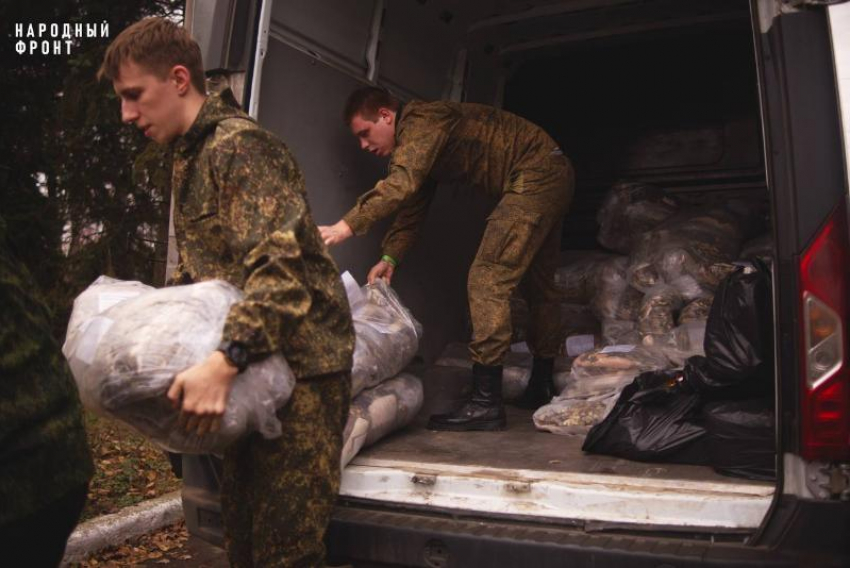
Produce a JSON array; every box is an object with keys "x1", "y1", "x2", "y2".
[{"x1": 381, "y1": 254, "x2": 398, "y2": 267}]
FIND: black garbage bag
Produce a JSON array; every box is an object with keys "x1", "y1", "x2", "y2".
[
  {"x1": 582, "y1": 372, "x2": 707, "y2": 463},
  {"x1": 683, "y1": 260, "x2": 774, "y2": 398},
  {"x1": 701, "y1": 397, "x2": 776, "y2": 481}
]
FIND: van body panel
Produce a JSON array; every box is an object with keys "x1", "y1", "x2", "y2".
[{"x1": 176, "y1": 0, "x2": 850, "y2": 564}]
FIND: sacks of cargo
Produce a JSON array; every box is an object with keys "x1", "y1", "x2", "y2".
[
  {"x1": 63, "y1": 278, "x2": 296, "y2": 454},
  {"x1": 682, "y1": 261, "x2": 774, "y2": 398},
  {"x1": 553, "y1": 252, "x2": 617, "y2": 303},
  {"x1": 532, "y1": 345, "x2": 669, "y2": 437},
  {"x1": 583, "y1": 264, "x2": 776, "y2": 472},
  {"x1": 563, "y1": 345, "x2": 669, "y2": 399},
  {"x1": 596, "y1": 182, "x2": 680, "y2": 254},
  {"x1": 700, "y1": 397, "x2": 775, "y2": 481},
  {"x1": 532, "y1": 391, "x2": 619, "y2": 436},
  {"x1": 341, "y1": 373, "x2": 424, "y2": 467},
  {"x1": 582, "y1": 372, "x2": 706, "y2": 462},
  {"x1": 678, "y1": 296, "x2": 713, "y2": 324},
  {"x1": 342, "y1": 273, "x2": 423, "y2": 397},
  {"x1": 637, "y1": 284, "x2": 684, "y2": 336},
  {"x1": 628, "y1": 207, "x2": 744, "y2": 296},
  {"x1": 591, "y1": 257, "x2": 643, "y2": 321}
]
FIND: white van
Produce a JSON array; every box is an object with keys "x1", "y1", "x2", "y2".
[{"x1": 179, "y1": 1, "x2": 850, "y2": 565}]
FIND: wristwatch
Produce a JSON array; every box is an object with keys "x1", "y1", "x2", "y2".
[{"x1": 216, "y1": 340, "x2": 249, "y2": 373}]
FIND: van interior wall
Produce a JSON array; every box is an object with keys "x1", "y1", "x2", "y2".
[{"x1": 499, "y1": 18, "x2": 769, "y2": 248}]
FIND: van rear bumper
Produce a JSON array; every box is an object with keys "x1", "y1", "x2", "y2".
[{"x1": 325, "y1": 501, "x2": 815, "y2": 568}]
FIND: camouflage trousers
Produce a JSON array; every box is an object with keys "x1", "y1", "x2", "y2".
[
  {"x1": 221, "y1": 372, "x2": 351, "y2": 568},
  {"x1": 468, "y1": 161, "x2": 575, "y2": 366}
]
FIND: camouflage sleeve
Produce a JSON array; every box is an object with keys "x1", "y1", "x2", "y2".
[
  {"x1": 342, "y1": 104, "x2": 457, "y2": 235},
  {"x1": 213, "y1": 128, "x2": 313, "y2": 361},
  {"x1": 165, "y1": 260, "x2": 192, "y2": 286},
  {"x1": 380, "y1": 178, "x2": 437, "y2": 263}
]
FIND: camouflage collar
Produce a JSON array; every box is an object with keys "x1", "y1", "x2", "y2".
[{"x1": 175, "y1": 89, "x2": 247, "y2": 154}]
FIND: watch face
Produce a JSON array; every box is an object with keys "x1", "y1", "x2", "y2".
[{"x1": 220, "y1": 341, "x2": 248, "y2": 371}]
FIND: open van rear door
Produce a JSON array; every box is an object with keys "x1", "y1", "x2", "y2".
[{"x1": 748, "y1": 0, "x2": 850, "y2": 554}]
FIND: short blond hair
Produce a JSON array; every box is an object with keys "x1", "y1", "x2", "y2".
[{"x1": 98, "y1": 17, "x2": 205, "y2": 94}]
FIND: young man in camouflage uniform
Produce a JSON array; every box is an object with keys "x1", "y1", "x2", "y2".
[
  {"x1": 320, "y1": 87, "x2": 574, "y2": 430},
  {"x1": 0, "y1": 214, "x2": 94, "y2": 567},
  {"x1": 100, "y1": 18, "x2": 355, "y2": 567}
]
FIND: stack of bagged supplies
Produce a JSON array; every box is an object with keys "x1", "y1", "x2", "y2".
[
  {"x1": 64, "y1": 272, "x2": 426, "y2": 462},
  {"x1": 63, "y1": 277, "x2": 295, "y2": 454},
  {"x1": 529, "y1": 182, "x2": 777, "y2": 479},
  {"x1": 340, "y1": 272, "x2": 424, "y2": 466}
]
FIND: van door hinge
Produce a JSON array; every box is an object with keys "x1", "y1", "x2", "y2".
[{"x1": 806, "y1": 461, "x2": 850, "y2": 500}]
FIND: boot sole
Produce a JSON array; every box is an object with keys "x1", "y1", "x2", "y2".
[{"x1": 426, "y1": 418, "x2": 507, "y2": 432}]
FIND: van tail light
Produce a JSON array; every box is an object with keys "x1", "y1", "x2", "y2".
[{"x1": 799, "y1": 201, "x2": 850, "y2": 461}]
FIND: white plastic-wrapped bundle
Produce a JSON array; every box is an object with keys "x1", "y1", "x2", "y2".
[
  {"x1": 637, "y1": 284, "x2": 684, "y2": 337},
  {"x1": 596, "y1": 182, "x2": 680, "y2": 254},
  {"x1": 342, "y1": 273, "x2": 423, "y2": 397},
  {"x1": 533, "y1": 391, "x2": 619, "y2": 436},
  {"x1": 601, "y1": 319, "x2": 641, "y2": 346},
  {"x1": 341, "y1": 373, "x2": 424, "y2": 467},
  {"x1": 434, "y1": 342, "x2": 572, "y2": 398},
  {"x1": 628, "y1": 207, "x2": 744, "y2": 294},
  {"x1": 63, "y1": 278, "x2": 295, "y2": 454},
  {"x1": 564, "y1": 345, "x2": 669, "y2": 399},
  {"x1": 553, "y1": 252, "x2": 616, "y2": 303},
  {"x1": 591, "y1": 257, "x2": 643, "y2": 322}
]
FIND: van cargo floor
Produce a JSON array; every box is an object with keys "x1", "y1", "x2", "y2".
[{"x1": 340, "y1": 365, "x2": 775, "y2": 530}]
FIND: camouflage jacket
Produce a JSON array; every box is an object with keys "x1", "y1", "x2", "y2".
[
  {"x1": 171, "y1": 91, "x2": 354, "y2": 379},
  {"x1": 0, "y1": 216, "x2": 93, "y2": 524},
  {"x1": 342, "y1": 100, "x2": 570, "y2": 262}
]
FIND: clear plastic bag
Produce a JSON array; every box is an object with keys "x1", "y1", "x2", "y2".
[
  {"x1": 341, "y1": 372, "x2": 424, "y2": 467},
  {"x1": 641, "y1": 321, "x2": 706, "y2": 368},
  {"x1": 596, "y1": 182, "x2": 680, "y2": 254},
  {"x1": 592, "y1": 257, "x2": 643, "y2": 321},
  {"x1": 343, "y1": 273, "x2": 423, "y2": 397},
  {"x1": 567, "y1": 345, "x2": 669, "y2": 399},
  {"x1": 600, "y1": 319, "x2": 641, "y2": 346},
  {"x1": 637, "y1": 284, "x2": 684, "y2": 336},
  {"x1": 628, "y1": 207, "x2": 744, "y2": 293},
  {"x1": 678, "y1": 296, "x2": 713, "y2": 324},
  {"x1": 63, "y1": 278, "x2": 295, "y2": 454},
  {"x1": 553, "y1": 253, "x2": 616, "y2": 304},
  {"x1": 533, "y1": 391, "x2": 619, "y2": 436}
]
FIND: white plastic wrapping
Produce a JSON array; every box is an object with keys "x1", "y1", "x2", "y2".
[
  {"x1": 591, "y1": 257, "x2": 643, "y2": 321},
  {"x1": 341, "y1": 373, "x2": 424, "y2": 467},
  {"x1": 533, "y1": 391, "x2": 619, "y2": 436},
  {"x1": 63, "y1": 278, "x2": 295, "y2": 454},
  {"x1": 596, "y1": 182, "x2": 680, "y2": 254},
  {"x1": 628, "y1": 207, "x2": 744, "y2": 293},
  {"x1": 565, "y1": 345, "x2": 669, "y2": 398},
  {"x1": 342, "y1": 273, "x2": 423, "y2": 398}
]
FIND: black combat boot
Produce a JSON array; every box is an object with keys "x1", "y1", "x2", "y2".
[
  {"x1": 427, "y1": 363, "x2": 506, "y2": 431},
  {"x1": 515, "y1": 357, "x2": 555, "y2": 410}
]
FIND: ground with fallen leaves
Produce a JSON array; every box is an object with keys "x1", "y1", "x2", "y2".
[
  {"x1": 81, "y1": 411, "x2": 181, "y2": 521},
  {"x1": 71, "y1": 520, "x2": 232, "y2": 567}
]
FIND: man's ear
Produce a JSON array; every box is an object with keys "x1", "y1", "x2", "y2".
[
  {"x1": 380, "y1": 107, "x2": 394, "y2": 126},
  {"x1": 170, "y1": 65, "x2": 193, "y2": 96}
]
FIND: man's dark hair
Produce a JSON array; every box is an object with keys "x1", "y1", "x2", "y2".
[{"x1": 343, "y1": 86, "x2": 400, "y2": 124}]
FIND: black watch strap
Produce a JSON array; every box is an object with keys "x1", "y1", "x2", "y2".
[{"x1": 217, "y1": 340, "x2": 249, "y2": 373}]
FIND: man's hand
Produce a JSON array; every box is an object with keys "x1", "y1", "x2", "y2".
[
  {"x1": 167, "y1": 351, "x2": 238, "y2": 436},
  {"x1": 318, "y1": 220, "x2": 353, "y2": 246},
  {"x1": 368, "y1": 259, "x2": 395, "y2": 285}
]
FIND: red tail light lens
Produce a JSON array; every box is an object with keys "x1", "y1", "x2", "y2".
[{"x1": 799, "y1": 202, "x2": 850, "y2": 461}]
